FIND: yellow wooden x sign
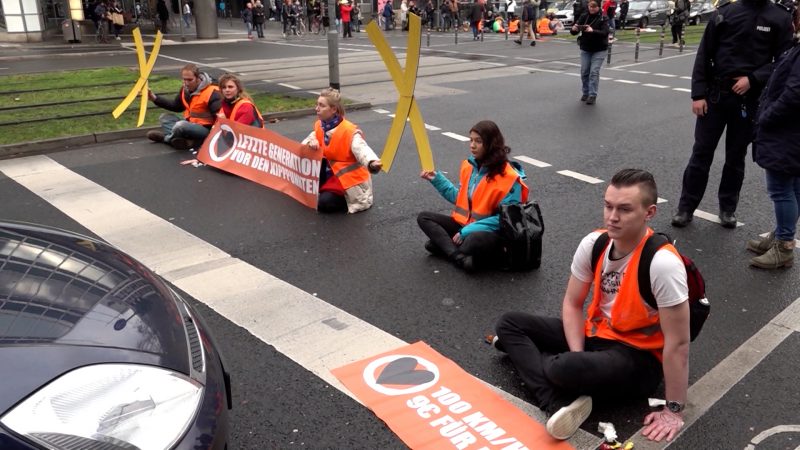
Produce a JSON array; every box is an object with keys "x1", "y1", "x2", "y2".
[
  {"x1": 366, "y1": 14, "x2": 434, "y2": 172},
  {"x1": 112, "y1": 27, "x2": 163, "y2": 127}
]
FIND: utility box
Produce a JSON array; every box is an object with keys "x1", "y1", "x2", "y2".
[{"x1": 62, "y1": 19, "x2": 82, "y2": 43}]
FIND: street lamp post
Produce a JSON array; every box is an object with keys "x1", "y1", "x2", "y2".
[{"x1": 326, "y1": 0, "x2": 340, "y2": 89}]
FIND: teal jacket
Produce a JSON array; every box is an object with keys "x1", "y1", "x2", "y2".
[{"x1": 429, "y1": 157, "x2": 526, "y2": 237}]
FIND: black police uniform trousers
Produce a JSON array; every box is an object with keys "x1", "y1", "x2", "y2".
[
  {"x1": 678, "y1": 91, "x2": 756, "y2": 214},
  {"x1": 495, "y1": 312, "x2": 662, "y2": 414}
]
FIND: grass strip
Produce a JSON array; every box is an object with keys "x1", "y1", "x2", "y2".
[{"x1": 556, "y1": 23, "x2": 706, "y2": 45}]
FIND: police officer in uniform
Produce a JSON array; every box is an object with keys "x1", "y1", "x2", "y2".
[{"x1": 671, "y1": 0, "x2": 793, "y2": 229}]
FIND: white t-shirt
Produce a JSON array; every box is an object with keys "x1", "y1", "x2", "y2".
[{"x1": 571, "y1": 231, "x2": 688, "y2": 319}]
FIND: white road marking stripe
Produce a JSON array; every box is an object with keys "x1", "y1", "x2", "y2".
[
  {"x1": 530, "y1": 68, "x2": 565, "y2": 74},
  {"x1": 372, "y1": 108, "x2": 391, "y2": 114},
  {"x1": 693, "y1": 209, "x2": 744, "y2": 227},
  {"x1": 657, "y1": 197, "x2": 668, "y2": 204},
  {"x1": 680, "y1": 76, "x2": 692, "y2": 80},
  {"x1": 653, "y1": 73, "x2": 677, "y2": 77},
  {"x1": 278, "y1": 82, "x2": 301, "y2": 90},
  {"x1": 629, "y1": 297, "x2": 800, "y2": 449},
  {"x1": 614, "y1": 79, "x2": 640, "y2": 84},
  {"x1": 483, "y1": 62, "x2": 507, "y2": 67},
  {"x1": 612, "y1": 51, "x2": 697, "y2": 68},
  {"x1": 203, "y1": 57, "x2": 226, "y2": 61},
  {"x1": 424, "y1": 123, "x2": 441, "y2": 131},
  {"x1": 514, "y1": 56, "x2": 544, "y2": 62},
  {"x1": 759, "y1": 232, "x2": 800, "y2": 248},
  {"x1": 560, "y1": 61, "x2": 581, "y2": 67},
  {"x1": 557, "y1": 170, "x2": 604, "y2": 184},
  {"x1": 306, "y1": 90, "x2": 320, "y2": 95},
  {"x1": 261, "y1": 79, "x2": 272, "y2": 82},
  {"x1": 643, "y1": 83, "x2": 669, "y2": 89},
  {"x1": 600, "y1": 76, "x2": 613, "y2": 81},
  {"x1": 442, "y1": 132, "x2": 471, "y2": 142},
  {"x1": 629, "y1": 70, "x2": 650, "y2": 74},
  {"x1": 673, "y1": 88, "x2": 692, "y2": 92},
  {"x1": 564, "y1": 72, "x2": 581, "y2": 77},
  {"x1": 0, "y1": 156, "x2": 602, "y2": 450},
  {"x1": 514, "y1": 155, "x2": 552, "y2": 168}
]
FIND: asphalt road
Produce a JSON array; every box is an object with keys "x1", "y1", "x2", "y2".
[{"x1": 2, "y1": 20, "x2": 799, "y2": 450}]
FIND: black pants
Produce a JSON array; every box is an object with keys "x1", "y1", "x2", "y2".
[
  {"x1": 671, "y1": 21, "x2": 683, "y2": 44},
  {"x1": 495, "y1": 312, "x2": 662, "y2": 414},
  {"x1": 678, "y1": 90, "x2": 756, "y2": 214},
  {"x1": 318, "y1": 191, "x2": 347, "y2": 213},
  {"x1": 343, "y1": 21, "x2": 352, "y2": 37},
  {"x1": 417, "y1": 211, "x2": 502, "y2": 264}
]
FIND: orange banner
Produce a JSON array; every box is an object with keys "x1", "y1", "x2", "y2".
[
  {"x1": 331, "y1": 341, "x2": 573, "y2": 450},
  {"x1": 197, "y1": 118, "x2": 321, "y2": 209}
]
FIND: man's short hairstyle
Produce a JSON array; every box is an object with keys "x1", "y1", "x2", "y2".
[
  {"x1": 610, "y1": 168, "x2": 658, "y2": 207},
  {"x1": 181, "y1": 63, "x2": 201, "y2": 78}
]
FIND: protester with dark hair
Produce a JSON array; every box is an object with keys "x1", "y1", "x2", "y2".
[
  {"x1": 147, "y1": 64, "x2": 222, "y2": 150},
  {"x1": 748, "y1": 7, "x2": 800, "y2": 269},
  {"x1": 417, "y1": 120, "x2": 528, "y2": 272},
  {"x1": 571, "y1": 0, "x2": 609, "y2": 105},
  {"x1": 301, "y1": 88, "x2": 382, "y2": 214},
  {"x1": 156, "y1": 0, "x2": 169, "y2": 32},
  {"x1": 490, "y1": 168, "x2": 689, "y2": 442},
  {"x1": 216, "y1": 73, "x2": 264, "y2": 127},
  {"x1": 671, "y1": 0, "x2": 793, "y2": 229}
]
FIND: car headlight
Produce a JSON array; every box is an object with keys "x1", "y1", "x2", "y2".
[
  {"x1": 633, "y1": 13, "x2": 642, "y2": 18},
  {"x1": 1, "y1": 364, "x2": 203, "y2": 450}
]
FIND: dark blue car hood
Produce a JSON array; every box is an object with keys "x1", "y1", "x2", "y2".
[{"x1": 0, "y1": 222, "x2": 190, "y2": 413}]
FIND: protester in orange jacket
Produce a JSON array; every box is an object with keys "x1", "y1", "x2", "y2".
[
  {"x1": 417, "y1": 120, "x2": 528, "y2": 272},
  {"x1": 301, "y1": 88, "x2": 382, "y2": 214},
  {"x1": 216, "y1": 73, "x2": 264, "y2": 128}
]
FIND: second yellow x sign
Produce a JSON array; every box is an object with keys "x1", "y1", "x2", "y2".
[{"x1": 366, "y1": 14, "x2": 435, "y2": 172}]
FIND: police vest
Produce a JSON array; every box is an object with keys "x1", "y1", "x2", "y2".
[
  {"x1": 181, "y1": 84, "x2": 219, "y2": 126},
  {"x1": 230, "y1": 98, "x2": 264, "y2": 128},
  {"x1": 451, "y1": 161, "x2": 528, "y2": 225},
  {"x1": 314, "y1": 119, "x2": 370, "y2": 190},
  {"x1": 585, "y1": 228, "x2": 680, "y2": 361}
]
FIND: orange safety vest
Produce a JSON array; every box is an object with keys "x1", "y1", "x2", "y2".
[
  {"x1": 314, "y1": 119, "x2": 370, "y2": 190},
  {"x1": 508, "y1": 19, "x2": 519, "y2": 33},
  {"x1": 230, "y1": 98, "x2": 264, "y2": 128},
  {"x1": 585, "y1": 228, "x2": 680, "y2": 362},
  {"x1": 181, "y1": 84, "x2": 219, "y2": 126},
  {"x1": 537, "y1": 17, "x2": 553, "y2": 35},
  {"x1": 451, "y1": 161, "x2": 529, "y2": 225}
]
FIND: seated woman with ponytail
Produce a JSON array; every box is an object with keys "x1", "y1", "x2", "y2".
[
  {"x1": 418, "y1": 120, "x2": 528, "y2": 272},
  {"x1": 301, "y1": 88, "x2": 383, "y2": 214},
  {"x1": 217, "y1": 73, "x2": 265, "y2": 127}
]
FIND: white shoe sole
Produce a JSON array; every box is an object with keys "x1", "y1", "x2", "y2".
[{"x1": 546, "y1": 395, "x2": 592, "y2": 440}]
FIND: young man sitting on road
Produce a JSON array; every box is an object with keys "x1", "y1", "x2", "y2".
[
  {"x1": 147, "y1": 63, "x2": 223, "y2": 150},
  {"x1": 490, "y1": 168, "x2": 690, "y2": 441}
]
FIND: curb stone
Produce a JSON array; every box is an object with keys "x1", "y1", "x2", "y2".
[{"x1": 0, "y1": 102, "x2": 372, "y2": 160}]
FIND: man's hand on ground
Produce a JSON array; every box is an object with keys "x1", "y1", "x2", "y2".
[{"x1": 642, "y1": 409, "x2": 684, "y2": 442}]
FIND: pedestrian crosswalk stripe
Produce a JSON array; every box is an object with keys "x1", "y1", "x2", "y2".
[
  {"x1": 514, "y1": 155, "x2": 552, "y2": 168},
  {"x1": 557, "y1": 170, "x2": 603, "y2": 184}
]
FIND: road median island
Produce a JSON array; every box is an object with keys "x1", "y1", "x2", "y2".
[{"x1": 0, "y1": 67, "x2": 369, "y2": 159}]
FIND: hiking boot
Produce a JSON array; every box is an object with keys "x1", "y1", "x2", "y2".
[
  {"x1": 671, "y1": 210, "x2": 693, "y2": 227},
  {"x1": 719, "y1": 211, "x2": 737, "y2": 229},
  {"x1": 170, "y1": 137, "x2": 195, "y2": 150},
  {"x1": 750, "y1": 240, "x2": 795, "y2": 269},
  {"x1": 585, "y1": 96, "x2": 596, "y2": 105},
  {"x1": 147, "y1": 130, "x2": 165, "y2": 143},
  {"x1": 546, "y1": 396, "x2": 592, "y2": 440},
  {"x1": 747, "y1": 232, "x2": 775, "y2": 255},
  {"x1": 580, "y1": 94, "x2": 589, "y2": 102}
]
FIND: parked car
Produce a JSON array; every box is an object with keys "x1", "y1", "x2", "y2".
[
  {"x1": 552, "y1": 0, "x2": 575, "y2": 26},
  {"x1": 0, "y1": 221, "x2": 231, "y2": 450},
  {"x1": 622, "y1": 0, "x2": 670, "y2": 27},
  {"x1": 688, "y1": 0, "x2": 715, "y2": 24}
]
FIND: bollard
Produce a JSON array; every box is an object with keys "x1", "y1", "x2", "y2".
[
  {"x1": 679, "y1": 21, "x2": 685, "y2": 52},
  {"x1": 480, "y1": 25, "x2": 484, "y2": 41},
  {"x1": 634, "y1": 27, "x2": 640, "y2": 62},
  {"x1": 427, "y1": 27, "x2": 431, "y2": 46},
  {"x1": 659, "y1": 23, "x2": 665, "y2": 56},
  {"x1": 455, "y1": 22, "x2": 458, "y2": 44},
  {"x1": 607, "y1": 39, "x2": 612, "y2": 64},
  {"x1": 505, "y1": 19, "x2": 508, "y2": 40}
]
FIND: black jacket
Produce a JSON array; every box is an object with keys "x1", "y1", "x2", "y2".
[
  {"x1": 754, "y1": 43, "x2": 800, "y2": 175},
  {"x1": 469, "y1": 2, "x2": 484, "y2": 22},
  {"x1": 690, "y1": 0, "x2": 793, "y2": 100},
  {"x1": 571, "y1": 12, "x2": 609, "y2": 53}
]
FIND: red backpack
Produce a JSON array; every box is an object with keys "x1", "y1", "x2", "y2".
[{"x1": 591, "y1": 232, "x2": 710, "y2": 341}]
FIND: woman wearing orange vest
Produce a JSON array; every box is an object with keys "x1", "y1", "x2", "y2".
[
  {"x1": 216, "y1": 73, "x2": 264, "y2": 128},
  {"x1": 301, "y1": 88, "x2": 382, "y2": 213},
  {"x1": 417, "y1": 120, "x2": 528, "y2": 271}
]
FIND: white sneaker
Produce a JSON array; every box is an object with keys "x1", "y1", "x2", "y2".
[
  {"x1": 115, "y1": 36, "x2": 121, "y2": 40},
  {"x1": 546, "y1": 395, "x2": 592, "y2": 440}
]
